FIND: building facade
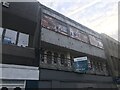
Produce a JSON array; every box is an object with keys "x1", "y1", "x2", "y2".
[
  {"x1": 0, "y1": 2, "x2": 117, "y2": 89},
  {"x1": 101, "y1": 33, "x2": 120, "y2": 89}
]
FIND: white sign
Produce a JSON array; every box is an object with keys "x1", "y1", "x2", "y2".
[{"x1": 74, "y1": 56, "x2": 87, "y2": 62}]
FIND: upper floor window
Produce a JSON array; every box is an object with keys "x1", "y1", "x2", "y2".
[
  {"x1": 46, "y1": 51, "x2": 52, "y2": 64},
  {"x1": 17, "y1": 33, "x2": 29, "y2": 47},
  {"x1": 4, "y1": 29, "x2": 17, "y2": 45},
  {"x1": 0, "y1": 27, "x2": 3, "y2": 41},
  {"x1": 53, "y1": 52, "x2": 58, "y2": 64},
  {"x1": 60, "y1": 54, "x2": 65, "y2": 65}
]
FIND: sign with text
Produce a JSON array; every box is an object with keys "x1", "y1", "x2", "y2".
[{"x1": 74, "y1": 57, "x2": 89, "y2": 73}]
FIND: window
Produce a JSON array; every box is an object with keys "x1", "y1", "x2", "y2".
[
  {"x1": 60, "y1": 54, "x2": 65, "y2": 65},
  {"x1": 17, "y1": 33, "x2": 29, "y2": 47},
  {"x1": 0, "y1": 27, "x2": 3, "y2": 41},
  {"x1": 53, "y1": 52, "x2": 58, "y2": 64},
  {"x1": 41, "y1": 50, "x2": 45, "y2": 62},
  {"x1": 46, "y1": 51, "x2": 52, "y2": 64},
  {"x1": 3, "y1": 29, "x2": 17, "y2": 45}
]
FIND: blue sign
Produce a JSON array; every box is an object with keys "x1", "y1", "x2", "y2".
[{"x1": 74, "y1": 57, "x2": 89, "y2": 73}]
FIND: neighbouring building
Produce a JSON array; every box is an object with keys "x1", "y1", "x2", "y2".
[
  {"x1": 101, "y1": 33, "x2": 120, "y2": 89},
  {"x1": 0, "y1": 2, "x2": 117, "y2": 89}
]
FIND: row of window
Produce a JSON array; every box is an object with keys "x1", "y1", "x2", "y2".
[
  {"x1": 41, "y1": 51, "x2": 70, "y2": 67},
  {"x1": 41, "y1": 14, "x2": 103, "y2": 49},
  {"x1": 90, "y1": 60, "x2": 107, "y2": 72},
  {"x1": 40, "y1": 50, "x2": 108, "y2": 74},
  {"x1": 0, "y1": 27, "x2": 29, "y2": 47}
]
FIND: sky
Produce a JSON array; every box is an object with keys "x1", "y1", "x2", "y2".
[{"x1": 37, "y1": 0, "x2": 119, "y2": 41}]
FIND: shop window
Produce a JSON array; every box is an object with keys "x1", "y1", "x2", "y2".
[
  {"x1": 53, "y1": 52, "x2": 58, "y2": 64},
  {"x1": 46, "y1": 51, "x2": 52, "y2": 64},
  {"x1": 3, "y1": 29, "x2": 17, "y2": 45},
  {"x1": 60, "y1": 54, "x2": 65, "y2": 65},
  {"x1": 17, "y1": 33, "x2": 29, "y2": 47}
]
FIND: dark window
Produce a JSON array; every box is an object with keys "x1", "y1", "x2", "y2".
[
  {"x1": 53, "y1": 52, "x2": 58, "y2": 64},
  {"x1": 60, "y1": 54, "x2": 65, "y2": 65},
  {"x1": 41, "y1": 50, "x2": 45, "y2": 62},
  {"x1": 47, "y1": 51, "x2": 52, "y2": 64}
]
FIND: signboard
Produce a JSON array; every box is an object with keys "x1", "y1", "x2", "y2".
[
  {"x1": 42, "y1": 14, "x2": 68, "y2": 35},
  {"x1": 41, "y1": 15, "x2": 56, "y2": 30},
  {"x1": 70, "y1": 27, "x2": 89, "y2": 43},
  {"x1": 89, "y1": 35, "x2": 103, "y2": 48},
  {"x1": 74, "y1": 57, "x2": 89, "y2": 73}
]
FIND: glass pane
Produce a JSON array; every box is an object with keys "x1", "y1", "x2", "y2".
[
  {"x1": 17, "y1": 33, "x2": 29, "y2": 47},
  {"x1": 4, "y1": 29, "x2": 17, "y2": 44},
  {"x1": 0, "y1": 27, "x2": 3, "y2": 41}
]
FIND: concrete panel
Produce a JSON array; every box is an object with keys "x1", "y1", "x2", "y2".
[
  {"x1": 0, "y1": 64, "x2": 39, "y2": 80},
  {"x1": 41, "y1": 28, "x2": 106, "y2": 59}
]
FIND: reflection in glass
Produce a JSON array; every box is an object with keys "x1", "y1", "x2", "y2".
[{"x1": 4, "y1": 29, "x2": 17, "y2": 45}]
